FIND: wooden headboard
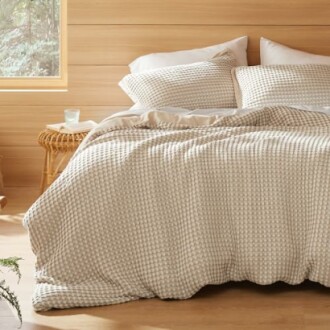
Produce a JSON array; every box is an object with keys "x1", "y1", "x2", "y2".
[{"x1": 1, "y1": 0, "x2": 330, "y2": 187}]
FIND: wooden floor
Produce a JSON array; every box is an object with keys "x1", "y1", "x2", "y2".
[{"x1": 1, "y1": 188, "x2": 330, "y2": 330}]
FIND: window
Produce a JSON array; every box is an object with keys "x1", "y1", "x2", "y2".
[{"x1": 0, "y1": 0, "x2": 67, "y2": 90}]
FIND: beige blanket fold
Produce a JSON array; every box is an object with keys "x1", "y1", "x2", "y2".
[{"x1": 24, "y1": 106, "x2": 330, "y2": 311}]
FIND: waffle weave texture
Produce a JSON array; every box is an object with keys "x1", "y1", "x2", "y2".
[
  {"x1": 120, "y1": 50, "x2": 237, "y2": 109},
  {"x1": 24, "y1": 106, "x2": 330, "y2": 311},
  {"x1": 233, "y1": 64, "x2": 330, "y2": 108}
]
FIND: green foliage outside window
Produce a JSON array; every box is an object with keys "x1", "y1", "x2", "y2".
[{"x1": 0, "y1": 0, "x2": 60, "y2": 77}]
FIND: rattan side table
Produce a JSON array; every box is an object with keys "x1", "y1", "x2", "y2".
[{"x1": 38, "y1": 129, "x2": 89, "y2": 194}]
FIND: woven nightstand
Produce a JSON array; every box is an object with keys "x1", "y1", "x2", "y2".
[{"x1": 38, "y1": 129, "x2": 88, "y2": 194}]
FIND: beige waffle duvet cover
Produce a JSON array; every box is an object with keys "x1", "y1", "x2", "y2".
[{"x1": 24, "y1": 106, "x2": 330, "y2": 311}]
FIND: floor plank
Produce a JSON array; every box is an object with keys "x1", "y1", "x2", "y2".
[{"x1": 1, "y1": 187, "x2": 330, "y2": 329}]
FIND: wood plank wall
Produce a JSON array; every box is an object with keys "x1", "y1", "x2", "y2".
[{"x1": 1, "y1": 0, "x2": 329, "y2": 187}]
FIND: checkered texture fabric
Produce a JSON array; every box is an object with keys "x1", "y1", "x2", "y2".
[
  {"x1": 233, "y1": 64, "x2": 330, "y2": 108},
  {"x1": 119, "y1": 49, "x2": 237, "y2": 109},
  {"x1": 24, "y1": 106, "x2": 330, "y2": 311}
]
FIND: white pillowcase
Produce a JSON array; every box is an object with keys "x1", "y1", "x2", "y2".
[
  {"x1": 129, "y1": 36, "x2": 248, "y2": 73},
  {"x1": 120, "y1": 50, "x2": 238, "y2": 110},
  {"x1": 261, "y1": 37, "x2": 330, "y2": 65}
]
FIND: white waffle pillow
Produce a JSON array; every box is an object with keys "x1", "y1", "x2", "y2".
[
  {"x1": 232, "y1": 64, "x2": 330, "y2": 108},
  {"x1": 120, "y1": 49, "x2": 238, "y2": 110}
]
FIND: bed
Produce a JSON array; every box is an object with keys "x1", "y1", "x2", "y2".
[
  {"x1": 22, "y1": 2, "x2": 330, "y2": 308},
  {"x1": 24, "y1": 103, "x2": 330, "y2": 311}
]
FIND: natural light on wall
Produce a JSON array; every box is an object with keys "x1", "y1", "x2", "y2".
[{"x1": 0, "y1": 0, "x2": 67, "y2": 91}]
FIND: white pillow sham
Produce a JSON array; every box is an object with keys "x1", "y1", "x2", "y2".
[
  {"x1": 129, "y1": 36, "x2": 248, "y2": 73},
  {"x1": 261, "y1": 37, "x2": 330, "y2": 65},
  {"x1": 120, "y1": 50, "x2": 237, "y2": 110},
  {"x1": 232, "y1": 64, "x2": 330, "y2": 108}
]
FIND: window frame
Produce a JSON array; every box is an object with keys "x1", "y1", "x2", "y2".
[{"x1": 0, "y1": 0, "x2": 67, "y2": 91}]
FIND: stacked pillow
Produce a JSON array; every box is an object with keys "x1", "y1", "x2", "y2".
[
  {"x1": 260, "y1": 37, "x2": 330, "y2": 66},
  {"x1": 233, "y1": 38, "x2": 330, "y2": 108},
  {"x1": 120, "y1": 50, "x2": 238, "y2": 109},
  {"x1": 129, "y1": 36, "x2": 248, "y2": 73},
  {"x1": 232, "y1": 64, "x2": 330, "y2": 108},
  {"x1": 119, "y1": 36, "x2": 330, "y2": 110},
  {"x1": 120, "y1": 37, "x2": 248, "y2": 110}
]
